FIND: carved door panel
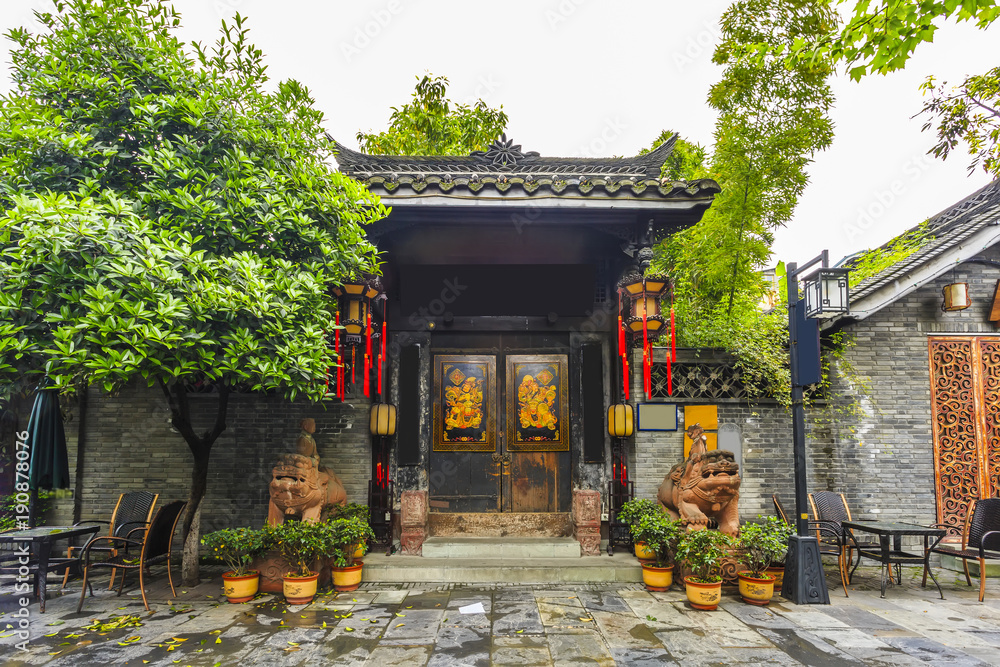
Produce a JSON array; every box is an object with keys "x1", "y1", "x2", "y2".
[
  {"x1": 429, "y1": 347, "x2": 570, "y2": 514},
  {"x1": 929, "y1": 337, "x2": 1000, "y2": 535}
]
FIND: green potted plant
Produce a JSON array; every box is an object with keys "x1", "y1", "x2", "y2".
[
  {"x1": 675, "y1": 528, "x2": 733, "y2": 610},
  {"x1": 202, "y1": 527, "x2": 266, "y2": 603},
  {"x1": 325, "y1": 502, "x2": 371, "y2": 559},
  {"x1": 617, "y1": 498, "x2": 662, "y2": 561},
  {"x1": 267, "y1": 520, "x2": 336, "y2": 604},
  {"x1": 633, "y1": 513, "x2": 683, "y2": 591},
  {"x1": 326, "y1": 515, "x2": 376, "y2": 592},
  {"x1": 736, "y1": 516, "x2": 791, "y2": 605}
]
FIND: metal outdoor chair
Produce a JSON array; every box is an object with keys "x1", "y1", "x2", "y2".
[
  {"x1": 77, "y1": 500, "x2": 185, "y2": 612},
  {"x1": 63, "y1": 491, "x2": 158, "y2": 589},
  {"x1": 808, "y1": 491, "x2": 886, "y2": 586},
  {"x1": 773, "y1": 493, "x2": 850, "y2": 596},
  {"x1": 923, "y1": 498, "x2": 1000, "y2": 602}
]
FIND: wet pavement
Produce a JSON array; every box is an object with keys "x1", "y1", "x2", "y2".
[{"x1": 2, "y1": 564, "x2": 999, "y2": 665}]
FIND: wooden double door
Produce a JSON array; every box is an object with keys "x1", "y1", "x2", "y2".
[
  {"x1": 428, "y1": 335, "x2": 572, "y2": 513},
  {"x1": 929, "y1": 336, "x2": 1000, "y2": 534}
]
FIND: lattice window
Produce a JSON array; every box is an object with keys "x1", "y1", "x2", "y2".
[{"x1": 650, "y1": 362, "x2": 746, "y2": 400}]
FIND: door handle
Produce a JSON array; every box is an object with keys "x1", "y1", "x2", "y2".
[{"x1": 492, "y1": 453, "x2": 512, "y2": 465}]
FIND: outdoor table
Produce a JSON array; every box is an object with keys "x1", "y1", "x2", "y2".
[
  {"x1": 842, "y1": 520, "x2": 945, "y2": 598},
  {"x1": 0, "y1": 525, "x2": 100, "y2": 612}
]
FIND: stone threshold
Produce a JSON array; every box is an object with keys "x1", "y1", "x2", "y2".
[{"x1": 359, "y1": 552, "x2": 642, "y2": 584}]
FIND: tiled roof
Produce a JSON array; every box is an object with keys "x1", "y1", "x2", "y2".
[
  {"x1": 847, "y1": 180, "x2": 1000, "y2": 303},
  {"x1": 328, "y1": 134, "x2": 721, "y2": 202}
]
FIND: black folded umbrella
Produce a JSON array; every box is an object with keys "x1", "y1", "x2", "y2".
[{"x1": 27, "y1": 380, "x2": 70, "y2": 506}]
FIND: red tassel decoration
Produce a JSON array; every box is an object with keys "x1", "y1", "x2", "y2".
[
  {"x1": 666, "y1": 355, "x2": 673, "y2": 396},
  {"x1": 363, "y1": 302, "x2": 371, "y2": 398},
  {"x1": 378, "y1": 319, "x2": 387, "y2": 399},
  {"x1": 623, "y1": 356, "x2": 630, "y2": 400},
  {"x1": 351, "y1": 346, "x2": 356, "y2": 386},
  {"x1": 642, "y1": 280, "x2": 651, "y2": 401},
  {"x1": 335, "y1": 312, "x2": 342, "y2": 399}
]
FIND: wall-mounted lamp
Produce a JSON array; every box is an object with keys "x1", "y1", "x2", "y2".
[{"x1": 942, "y1": 282, "x2": 971, "y2": 312}]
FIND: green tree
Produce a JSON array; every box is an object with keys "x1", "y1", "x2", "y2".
[
  {"x1": 752, "y1": 1, "x2": 1000, "y2": 177},
  {"x1": 357, "y1": 73, "x2": 508, "y2": 155},
  {"x1": 918, "y1": 68, "x2": 1000, "y2": 177},
  {"x1": 639, "y1": 129, "x2": 709, "y2": 181},
  {"x1": 0, "y1": 0, "x2": 385, "y2": 584},
  {"x1": 652, "y1": 0, "x2": 836, "y2": 402}
]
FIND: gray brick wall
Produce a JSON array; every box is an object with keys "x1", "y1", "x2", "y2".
[
  {"x1": 631, "y1": 256, "x2": 1000, "y2": 540},
  {"x1": 68, "y1": 383, "x2": 372, "y2": 534}
]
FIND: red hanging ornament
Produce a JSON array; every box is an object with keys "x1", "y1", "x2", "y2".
[
  {"x1": 363, "y1": 302, "x2": 371, "y2": 398},
  {"x1": 623, "y1": 356, "x2": 629, "y2": 401},
  {"x1": 378, "y1": 319, "x2": 387, "y2": 399},
  {"x1": 642, "y1": 280, "x2": 651, "y2": 401},
  {"x1": 351, "y1": 346, "x2": 356, "y2": 386},
  {"x1": 335, "y1": 312, "x2": 342, "y2": 399}
]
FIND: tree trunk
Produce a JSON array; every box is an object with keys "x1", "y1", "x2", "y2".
[{"x1": 159, "y1": 381, "x2": 230, "y2": 587}]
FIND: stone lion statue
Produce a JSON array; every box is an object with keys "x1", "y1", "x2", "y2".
[
  {"x1": 267, "y1": 419, "x2": 346, "y2": 524},
  {"x1": 657, "y1": 423, "x2": 741, "y2": 535}
]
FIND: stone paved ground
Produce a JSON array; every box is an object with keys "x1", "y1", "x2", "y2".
[{"x1": 1, "y1": 564, "x2": 999, "y2": 666}]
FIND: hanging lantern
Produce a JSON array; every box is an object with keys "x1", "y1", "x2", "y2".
[
  {"x1": 942, "y1": 282, "x2": 971, "y2": 312},
  {"x1": 369, "y1": 402, "x2": 397, "y2": 436},
  {"x1": 333, "y1": 277, "x2": 383, "y2": 346},
  {"x1": 607, "y1": 403, "x2": 634, "y2": 438},
  {"x1": 618, "y1": 273, "x2": 669, "y2": 337}
]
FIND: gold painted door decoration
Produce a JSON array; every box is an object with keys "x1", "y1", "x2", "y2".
[
  {"x1": 433, "y1": 355, "x2": 496, "y2": 452},
  {"x1": 929, "y1": 336, "x2": 1000, "y2": 535},
  {"x1": 506, "y1": 355, "x2": 569, "y2": 452}
]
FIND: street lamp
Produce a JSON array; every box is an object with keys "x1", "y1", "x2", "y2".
[{"x1": 782, "y1": 249, "x2": 850, "y2": 605}]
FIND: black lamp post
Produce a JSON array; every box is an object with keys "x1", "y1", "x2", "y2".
[{"x1": 781, "y1": 249, "x2": 850, "y2": 605}]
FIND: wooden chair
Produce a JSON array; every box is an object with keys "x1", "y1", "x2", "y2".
[
  {"x1": 63, "y1": 491, "x2": 158, "y2": 589},
  {"x1": 773, "y1": 493, "x2": 850, "y2": 596},
  {"x1": 923, "y1": 498, "x2": 1000, "y2": 601},
  {"x1": 77, "y1": 500, "x2": 185, "y2": 612}
]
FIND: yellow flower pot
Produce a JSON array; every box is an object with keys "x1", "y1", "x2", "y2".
[
  {"x1": 684, "y1": 576, "x2": 723, "y2": 611},
  {"x1": 738, "y1": 572, "x2": 775, "y2": 606},
  {"x1": 221, "y1": 571, "x2": 259, "y2": 603},
  {"x1": 282, "y1": 572, "x2": 319, "y2": 604},
  {"x1": 332, "y1": 564, "x2": 364, "y2": 592},
  {"x1": 641, "y1": 564, "x2": 673, "y2": 592},
  {"x1": 353, "y1": 543, "x2": 366, "y2": 560},
  {"x1": 634, "y1": 542, "x2": 656, "y2": 561},
  {"x1": 765, "y1": 566, "x2": 784, "y2": 592}
]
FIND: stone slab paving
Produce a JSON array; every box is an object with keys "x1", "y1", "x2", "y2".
[{"x1": 1, "y1": 565, "x2": 999, "y2": 665}]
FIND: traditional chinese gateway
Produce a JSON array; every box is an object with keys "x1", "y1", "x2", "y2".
[{"x1": 329, "y1": 135, "x2": 719, "y2": 553}]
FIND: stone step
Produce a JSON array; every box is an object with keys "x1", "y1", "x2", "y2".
[
  {"x1": 360, "y1": 552, "x2": 642, "y2": 584},
  {"x1": 941, "y1": 554, "x2": 1000, "y2": 577},
  {"x1": 428, "y1": 512, "x2": 573, "y2": 537},
  {"x1": 421, "y1": 536, "x2": 581, "y2": 559}
]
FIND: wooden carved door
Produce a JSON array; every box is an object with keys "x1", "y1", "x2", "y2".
[
  {"x1": 928, "y1": 336, "x2": 1000, "y2": 534},
  {"x1": 429, "y1": 351, "x2": 570, "y2": 513}
]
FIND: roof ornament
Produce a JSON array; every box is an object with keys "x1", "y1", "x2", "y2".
[{"x1": 471, "y1": 134, "x2": 540, "y2": 168}]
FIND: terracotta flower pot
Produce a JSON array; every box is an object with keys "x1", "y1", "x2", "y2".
[
  {"x1": 332, "y1": 563, "x2": 363, "y2": 592},
  {"x1": 683, "y1": 576, "x2": 723, "y2": 611},
  {"x1": 221, "y1": 571, "x2": 259, "y2": 603},
  {"x1": 737, "y1": 571, "x2": 775, "y2": 606},
  {"x1": 282, "y1": 572, "x2": 319, "y2": 604},
  {"x1": 634, "y1": 541, "x2": 656, "y2": 561},
  {"x1": 641, "y1": 564, "x2": 674, "y2": 592}
]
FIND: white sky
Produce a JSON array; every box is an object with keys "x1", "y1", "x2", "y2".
[{"x1": 1, "y1": 0, "x2": 996, "y2": 267}]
